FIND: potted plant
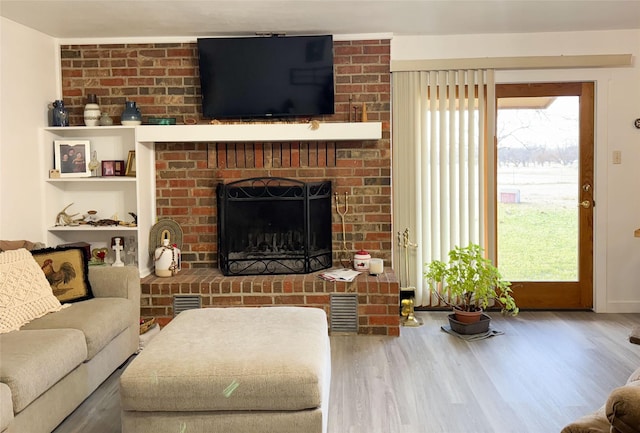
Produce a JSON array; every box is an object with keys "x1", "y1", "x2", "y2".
[{"x1": 424, "y1": 243, "x2": 518, "y2": 332}]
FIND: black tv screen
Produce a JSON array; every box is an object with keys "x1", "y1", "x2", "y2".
[{"x1": 197, "y1": 35, "x2": 335, "y2": 119}]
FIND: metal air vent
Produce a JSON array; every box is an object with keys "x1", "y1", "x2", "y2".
[
  {"x1": 173, "y1": 295, "x2": 201, "y2": 317},
  {"x1": 330, "y1": 293, "x2": 358, "y2": 333}
]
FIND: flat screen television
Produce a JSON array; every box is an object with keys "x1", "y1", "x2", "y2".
[{"x1": 197, "y1": 35, "x2": 335, "y2": 119}]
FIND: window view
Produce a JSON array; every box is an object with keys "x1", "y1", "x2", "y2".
[{"x1": 497, "y1": 96, "x2": 579, "y2": 281}]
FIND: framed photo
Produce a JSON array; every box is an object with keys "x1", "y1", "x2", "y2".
[
  {"x1": 125, "y1": 150, "x2": 136, "y2": 177},
  {"x1": 54, "y1": 140, "x2": 91, "y2": 177},
  {"x1": 101, "y1": 160, "x2": 125, "y2": 176}
]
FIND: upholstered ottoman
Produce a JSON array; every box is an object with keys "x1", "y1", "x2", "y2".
[{"x1": 120, "y1": 307, "x2": 331, "y2": 433}]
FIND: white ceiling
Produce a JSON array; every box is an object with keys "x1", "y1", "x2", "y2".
[{"x1": 1, "y1": 0, "x2": 640, "y2": 39}]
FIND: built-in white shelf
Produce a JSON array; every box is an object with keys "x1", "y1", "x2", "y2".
[
  {"x1": 46, "y1": 177, "x2": 136, "y2": 183},
  {"x1": 44, "y1": 126, "x2": 136, "y2": 133},
  {"x1": 135, "y1": 122, "x2": 382, "y2": 142},
  {"x1": 48, "y1": 226, "x2": 138, "y2": 232}
]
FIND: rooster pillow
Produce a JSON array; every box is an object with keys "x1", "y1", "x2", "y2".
[{"x1": 31, "y1": 246, "x2": 93, "y2": 303}]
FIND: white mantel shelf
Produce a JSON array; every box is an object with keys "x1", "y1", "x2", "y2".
[{"x1": 135, "y1": 122, "x2": 382, "y2": 142}]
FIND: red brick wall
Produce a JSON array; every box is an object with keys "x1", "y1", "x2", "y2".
[
  {"x1": 60, "y1": 39, "x2": 398, "y2": 335},
  {"x1": 60, "y1": 39, "x2": 392, "y2": 267}
]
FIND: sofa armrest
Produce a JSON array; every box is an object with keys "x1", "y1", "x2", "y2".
[
  {"x1": 560, "y1": 405, "x2": 610, "y2": 433},
  {"x1": 88, "y1": 266, "x2": 140, "y2": 307},
  {"x1": 606, "y1": 382, "x2": 640, "y2": 433}
]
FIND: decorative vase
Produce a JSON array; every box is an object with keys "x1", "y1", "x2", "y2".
[
  {"x1": 52, "y1": 100, "x2": 69, "y2": 127},
  {"x1": 121, "y1": 101, "x2": 142, "y2": 125},
  {"x1": 99, "y1": 112, "x2": 113, "y2": 126},
  {"x1": 83, "y1": 94, "x2": 101, "y2": 126}
]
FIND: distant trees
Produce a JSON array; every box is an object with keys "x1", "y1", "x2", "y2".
[
  {"x1": 498, "y1": 143, "x2": 578, "y2": 167},
  {"x1": 497, "y1": 106, "x2": 579, "y2": 167}
]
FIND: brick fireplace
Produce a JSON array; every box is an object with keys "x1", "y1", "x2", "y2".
[{"x1": 60, "y1": 38, "x2": 399, "y2": 335}]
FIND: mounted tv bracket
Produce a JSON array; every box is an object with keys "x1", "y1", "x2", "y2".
[{"x1": 255, "y1": 32, "x2": 286, "y2": 37}]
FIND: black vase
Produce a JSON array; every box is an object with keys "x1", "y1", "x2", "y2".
[
  {"x1": 121, "y1": 101, "x2": 142, "y2": 125},
  {"x1": 52, "y1": 100, "x2": 69, "y2": 127}
]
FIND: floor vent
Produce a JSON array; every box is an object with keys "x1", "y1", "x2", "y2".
[
  {"x1": 330, "y1": 293, "x2": 358, "y2": 333},
  {"x1": 173, "y1": 295, "x2": 201, "y2": 317}
]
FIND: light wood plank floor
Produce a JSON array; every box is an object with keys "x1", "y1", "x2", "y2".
[{"x1": 53, "y1": 311, "x2": 640, "y2": 433}]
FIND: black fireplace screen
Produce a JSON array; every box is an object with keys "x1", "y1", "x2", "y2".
[{"x1": 217, "y1": 177, "x2": 332, "y2": 276}]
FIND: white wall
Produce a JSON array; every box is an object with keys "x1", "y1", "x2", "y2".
[
  {"x1": 0, "y1": 17, "x2": 58, "y2": 242},
  {"x1": 392, "y1": 30, "x2": 640, "y2": 313}
]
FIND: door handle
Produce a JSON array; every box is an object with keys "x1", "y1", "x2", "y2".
[{"x1": 579, "y1": 200, "x2": 591, "y2": 209}]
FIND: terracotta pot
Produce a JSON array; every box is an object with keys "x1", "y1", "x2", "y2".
[{"x1": 453, "y1": 308, "x2": 483, "y2": 324}]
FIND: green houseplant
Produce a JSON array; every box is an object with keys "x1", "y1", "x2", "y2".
[{"x1": 424, "y1": 243, "x2": 518, "y2": 329}]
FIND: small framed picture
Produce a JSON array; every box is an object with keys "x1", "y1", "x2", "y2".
[
  {"x1": 54, "y1": 140, "x2": 91, "y2": 177},
  {"x1": 125, "y1": 150, "x2": 136, "y2": 177},
  {"x1": 101, "y1": 160, "x2": 125, "y2": 176}
]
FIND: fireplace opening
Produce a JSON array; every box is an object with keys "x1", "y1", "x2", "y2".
[{"x1": 217, "y1": 177, "x2": 332, "y2": 276}]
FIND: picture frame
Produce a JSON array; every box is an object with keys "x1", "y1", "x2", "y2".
[
  {"x1": 54, "y1": 140, "x2": 91, "y2": 178},
  {"x1": 31, "y1": 246, "x2": 94, "y2": 303},
  {"x1": 125, "y1": 150, "x2": 136, "y2": 177},
  {"x1": 101, "y1": 160, "x2": 125, "y2": 176}
]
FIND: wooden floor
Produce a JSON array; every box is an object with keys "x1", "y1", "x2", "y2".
[{"x1": 53, "y1": 311, "x2": 640, "y2": 433}]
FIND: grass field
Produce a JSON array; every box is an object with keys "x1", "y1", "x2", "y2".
[{"x1": 497, "y1": 202, "x2": 578, "y2": 281}]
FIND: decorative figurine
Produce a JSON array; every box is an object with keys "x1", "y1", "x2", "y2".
[
  {"x1": 88, "y1": 150, "x2": 99, "y2": 176},
  {"x1": 55, "y1": 203, "x2": 81, "y2": 226},
  {"x1": 112, "y1": 237, "x2": 124, "y2": 267}
]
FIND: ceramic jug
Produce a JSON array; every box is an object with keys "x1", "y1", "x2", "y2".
[
  {"x1": 121, "y1": 101, "x2": 142, "y2": 125},
  {"x1": 154, "y1": 239, "x2": 181, "y2": 277},
  {"x1": 52, "y1": 100, "x2": 69, "y2": 127}
]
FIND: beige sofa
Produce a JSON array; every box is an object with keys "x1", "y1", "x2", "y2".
[
  {"x1": 562, "y1": 366, "x2": 640, "y2": 433},
  {"x1": 0, "y1": 265, "x2": 140, "y2": 433}
]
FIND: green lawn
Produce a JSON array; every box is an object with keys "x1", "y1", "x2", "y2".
[{"x1": 497, "y1": 203, "x2": 578, "y2": 281}]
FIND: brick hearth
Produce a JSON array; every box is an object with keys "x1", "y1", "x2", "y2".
[{"x1": 141, "y1": 268, "x2": 399, "y2": 336}]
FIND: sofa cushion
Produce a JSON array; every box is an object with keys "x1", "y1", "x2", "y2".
[
  {"x1": 31, "y1": 246, "x2": 93, "y2": 303},
  {"x1": 20, "y1": 297, "x2": 133, "y2": 360},
  {"x1": 0, "y1": 329, "x2": 87, "y2": 413},
  {"x1": 0, "y1": 382, "x2": 13, "y2": 431},
  {"x1": 0, "y1": 249, "x2": 64, "y2": 333}
]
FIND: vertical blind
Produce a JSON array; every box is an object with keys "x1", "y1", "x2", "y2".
[{"x1": 392, "y1": 69, "x2": 496, "y2": 307}]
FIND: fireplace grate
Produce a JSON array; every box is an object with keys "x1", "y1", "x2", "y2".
[
  {"x1": 173, "y1": 295, "x2": 201, "y2": 317},
  {"x1": 330, "y1": 294, "x2": 358, "y2": 333}
]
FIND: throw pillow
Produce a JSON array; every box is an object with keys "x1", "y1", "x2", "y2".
[
  {"x1": 0, "y1": 248, "x2": 64, "y2": 333},
  {"x1": 31, "y1": 246, "x2": 93, "y2": 303}
]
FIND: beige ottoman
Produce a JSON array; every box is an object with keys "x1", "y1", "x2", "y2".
[{"x1": 120, "y1": 307, "x2": 331, "y2": 433}]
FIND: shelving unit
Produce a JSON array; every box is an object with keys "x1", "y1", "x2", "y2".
[
  {"x1": 41, "y1": 126, "x2": 148, "y2": 272},
  {"x1": 41, "y1": 122, "x2": 382, "y2": 277}
]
